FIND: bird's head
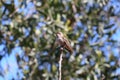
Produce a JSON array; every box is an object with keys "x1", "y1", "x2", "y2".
[{"x1": 56, "y1": 32, "x2": 64, "y2": 38}]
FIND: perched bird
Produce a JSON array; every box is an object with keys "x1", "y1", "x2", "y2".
[{"x1": 56, "y1": 32, "x2": 73, "y2": 53}]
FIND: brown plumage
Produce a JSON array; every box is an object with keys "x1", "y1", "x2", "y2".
[{"x1": 56, "y1": 32, "x2": 73, "y2": 53}]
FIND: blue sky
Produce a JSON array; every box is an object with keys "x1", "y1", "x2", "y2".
[{"x1": 0, "y1": 46, "x2": 24, "y2": 80}]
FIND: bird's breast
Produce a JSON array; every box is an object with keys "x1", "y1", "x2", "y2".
[{"x1": 57, "y1": 38, "x2": 64, "y2": 46}]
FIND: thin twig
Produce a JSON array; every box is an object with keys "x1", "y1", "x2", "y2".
[{"x1": 58, "y1": 48, "x2": 63, "y2": 80}]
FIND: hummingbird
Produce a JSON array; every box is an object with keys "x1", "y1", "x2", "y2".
[{"x1": 56, "y1": 32, "x2": 73, "y2": 53}]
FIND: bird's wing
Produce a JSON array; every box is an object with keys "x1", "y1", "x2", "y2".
[{"x1": 63, "y1": 37, "x2": 73, "y2": 53}]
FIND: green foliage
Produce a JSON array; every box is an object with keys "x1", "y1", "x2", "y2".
[{"x1": 0, "y1": 0, "x2": 120, "y2": 80}]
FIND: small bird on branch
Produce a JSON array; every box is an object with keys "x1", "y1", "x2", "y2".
[{"x1": 56, "y1": 32, "x2": 73, "y2": 53}]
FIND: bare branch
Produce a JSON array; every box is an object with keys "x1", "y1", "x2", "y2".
[{"x1": 58, "y1": 47, "x2": 63, "y2": 80}]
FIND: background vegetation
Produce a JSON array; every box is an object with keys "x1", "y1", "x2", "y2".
[{"x1": 0, "y1": 0, "x2": 120, "y2": 80}]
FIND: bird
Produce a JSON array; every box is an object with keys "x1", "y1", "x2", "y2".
[{"x1": 56, "y1": 32, "x2": 73, "y2": 53}]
